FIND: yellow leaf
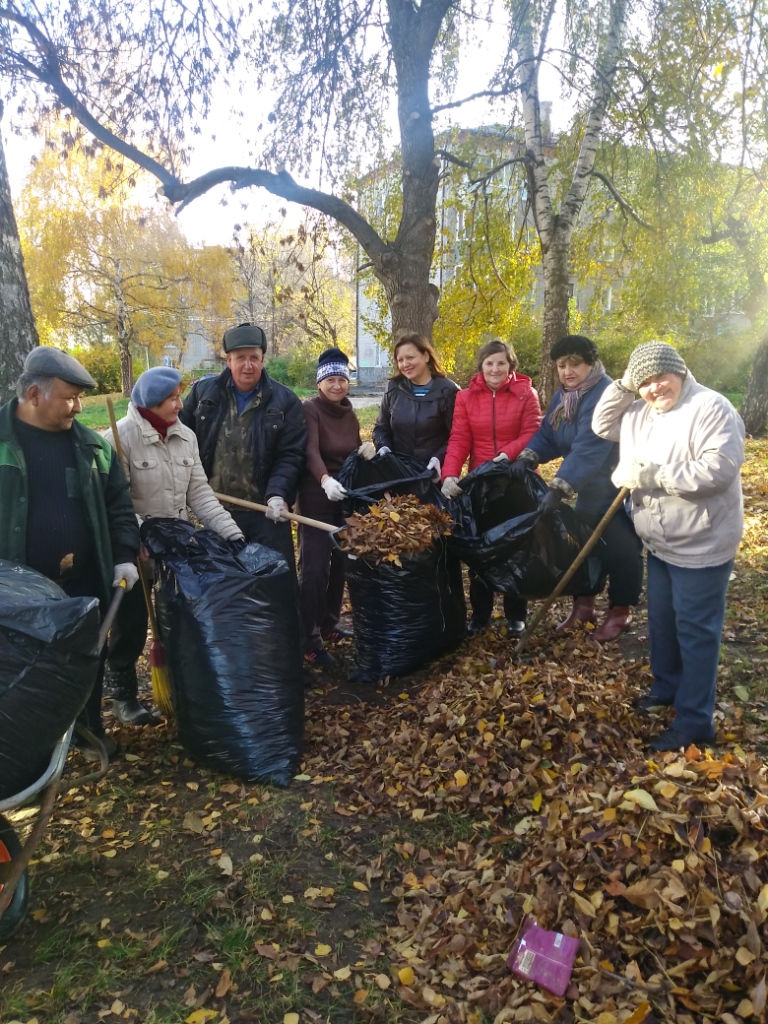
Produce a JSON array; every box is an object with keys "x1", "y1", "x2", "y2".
[
  {"x1": 596, "y1": 1014, "x2": 617, "y2": 1024},
  {"x1": 260, "y1": 908, "x2": 273, "y2": 921},
  {"x1": 758, "y1": 883, "x2": 768, "y2": 917},
  {"x1": 389, "y1": 511, "x2": 401, "y2": 522},
  {"x1": 656, "y1": 782, "x2": 678, "y2": 799},
  {"x1": 217, "y1": 854, "x2": 233, "y2": 876},
  {"x1": 282, "y1": 894, "x2": 295, "y2": 903},
  {"x1": 314, "y1": 943, "x2": 332, "y2": 956},
  {"x1": 334, "y1": 965, "x2": 352, "y2": 980},
  {"x1": 352, "y1": 881, "x2": 368, "y2": 892},
  {"x1": 96, "y1": 938, "x2": 111, "y2": 948},
  {"x1": 101, "y1": 849, "x2": 117, "y2": 859},
  {"x1": 398, "y1": 966, "x2": 415, "y2": 985},
  {"x1": 623, "y1": 789, "x2": 659, "y2": 812},
  {"x1": 454, "y1": 769, "x2": 468, "y2": 787},
  {"x1": 375, "y1": 974, "x2": 391, "y2": 989},
  {"x1": 737, "y1": 947, "x2": 757, "y2": 966},
  {"x1": 185, "y1": 1011, "x2": 217, "y2": 1024},
  {"x1": 284, "y1": 1015, "x2": 300, "y2": 1024},
  {"x1": 353, "y1": 989, "x2": 369, "y2": 1004},
  {"x1": 532, "y1": 792, "x2": 542, "y2": 812},
  {"x1": 571, "y1": 892, "x2": 596, "y2": 918},
  {"x1": 713, "y1": 61, "x2": 724, "y2": 78},
  {"x1": 622, "y1": 1002, "x2": 651, "y2": 1024},
  {"x1": 123, "y1": 753, "x2": 140, "y2": 762}
]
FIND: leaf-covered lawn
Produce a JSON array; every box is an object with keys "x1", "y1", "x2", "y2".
[{"x1": 2, "y1": 441, "x2": 767, "y2": 1024}]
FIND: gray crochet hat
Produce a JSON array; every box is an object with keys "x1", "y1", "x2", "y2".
[
  {"x1": 132, "y1": 366, "x2": 182, "y2": 409},
  {"x1": 23, "y1": 346, "x2": 96, "y2": 389},
  {"x1": 625, "y1": 342, "x2": 687, "y2": 391}
]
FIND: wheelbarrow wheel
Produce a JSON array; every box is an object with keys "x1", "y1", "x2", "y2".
[{"x1": 0, "y1": 813, "x2": 29, "y2": 939}]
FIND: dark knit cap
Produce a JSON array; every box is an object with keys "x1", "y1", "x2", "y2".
[
  {"x1": 223, "y1": 323, "x2": 267, "y2": 353},
  {"x1": 316, "y1": 347, "x2": 350, "y2": 383},
  {"x1": 549, "y1": 334, "x2": 599, "y2": 365},
  {"x1": 625, "y1": 341, "x2": 687, "y2": 391}
]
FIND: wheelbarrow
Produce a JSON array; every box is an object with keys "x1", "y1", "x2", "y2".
[{"x1": 0, "y1": 581, "x2": 127, "y2": 939}]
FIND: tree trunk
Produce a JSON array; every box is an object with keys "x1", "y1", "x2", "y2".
[
  {"x1": 0, "y1": 120, "x2": 38, "y2": 404},
  {"x1": 114, "y1": 265, "x2": 133, "y2": 395},
  {"x1": 741, "y1": 336, "x2": 768, "y2": 436},
  {"x1": 539, "y1": 237, "x2": 571, "y2": 404}
]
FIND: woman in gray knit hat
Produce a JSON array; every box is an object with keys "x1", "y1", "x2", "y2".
[{"x1": 593, "y1": 341, "x2": 745, "y2": 752}]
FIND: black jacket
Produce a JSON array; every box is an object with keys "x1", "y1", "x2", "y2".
[
  {"x1": 179, "y1": 368, "x2": 307, "y2": 503},
  {"x1": 373, "y1": 375, "x2": 460, "y2": 465}
]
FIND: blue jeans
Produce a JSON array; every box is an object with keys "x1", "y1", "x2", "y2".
[{"x1": 646, "y1": 553, "x2": 733, "y2": 736}]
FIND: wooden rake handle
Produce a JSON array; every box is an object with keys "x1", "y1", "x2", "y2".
[
  {"x1": 514, "y1": 487, "x2": 631, "y2": 659},
  {"x1": 213, "y1": 492, "x2": 341, "y2": 533}
]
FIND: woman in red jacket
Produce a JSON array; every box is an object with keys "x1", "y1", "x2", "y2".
[{"x1": 441, "y1": 339, "x2": 542, "y2": 636}]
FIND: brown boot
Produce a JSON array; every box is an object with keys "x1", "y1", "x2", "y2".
[
  {"x1": 593, "y1": 605, "x2": 632, "y2": 643},
  {"x1": 555, "y1": 596, "x2": 597, "y2": 634}
]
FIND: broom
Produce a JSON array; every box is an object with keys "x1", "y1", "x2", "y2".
[{"x1": 106, "y1": 397, "x2": 174, "y2": 718}]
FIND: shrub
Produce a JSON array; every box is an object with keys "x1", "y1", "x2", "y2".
[{"x1": 70, "y1": 344, "x2": 121, "y2": 394}]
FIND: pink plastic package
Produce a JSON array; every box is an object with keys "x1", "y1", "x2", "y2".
[{"x1": 507, "y1": 918, "x2": 580, "y2": 996}]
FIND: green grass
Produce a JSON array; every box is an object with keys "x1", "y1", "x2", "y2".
[{"x1": 79, "y1": 393, "x2": 128, "y2": 429}]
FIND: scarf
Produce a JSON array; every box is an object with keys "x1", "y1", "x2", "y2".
[
  {"x1": 547, "y1": 360, "x2": 605, "y2": 429},
  {"x1": 138, "y1": 405, "x2": 174, "y2": 439}
]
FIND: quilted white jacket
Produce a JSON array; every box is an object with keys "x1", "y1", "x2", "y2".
[
  {"x1": 104, "y1": 404, "x2": 243, "y2": 540},
  {"x1": 592, "y1": 374, "x2": 745, "y2": 568}
]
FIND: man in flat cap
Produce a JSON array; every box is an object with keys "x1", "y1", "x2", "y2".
[
  {"x1": 180, "y1": 323, "x2": 307, "y2": 568},
  {"x1": 0, "y1": 347, "x2": 140, "y2": 758}
]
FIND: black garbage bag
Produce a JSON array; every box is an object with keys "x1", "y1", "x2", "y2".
[
  {"x1": 337, "y1": 450, "x2": 440, "y2": 515},
  {"x1": 141, "y1": 519, "x2": 304, "y2": 785},
  {"x1": 0, "y1": 561, "x2": 100, "y2": 800},
  {"x1": 343, "y1": 538, "x2": 466, "y2": 683},
  {"x1": 447, "y1": 462, "x2": 607, "y2": 599}
]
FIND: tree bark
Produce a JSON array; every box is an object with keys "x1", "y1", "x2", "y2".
[
  {"x1": 0, "y1": 120, "x2": 38, "y2": 404},
  {"x1": 114, "y1": 264, "x2": 133, "y2": 396},
  {"x1": 741, "y1": 336, "x2": 768, "y2": 436}
]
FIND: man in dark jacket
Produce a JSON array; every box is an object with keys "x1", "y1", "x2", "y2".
[
  {"x1": 0, "y1": 347, "x2": 140, "y2": 757},
  {"x1": 179, "y1": 323, "x2": 307, "y2": 568}
]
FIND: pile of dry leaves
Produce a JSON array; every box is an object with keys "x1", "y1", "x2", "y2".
[
  {"x1": 304, "y1": 633, "x2": 768, "y2": 1023},
  {"x1": 338, "y1": 494, "x2": 452, "y2": 566}
]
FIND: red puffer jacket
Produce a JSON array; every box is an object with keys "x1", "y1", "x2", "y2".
[{"x1": 442, "y1": 371, "x2": 542, "y2": 479}]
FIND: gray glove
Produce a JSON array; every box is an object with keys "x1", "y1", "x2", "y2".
[
  {"x1": 493, "y1": 452, "x2": 509, "y2": 463},
  {"x1": 321, "y1": 476, "x2": 347, "y2": 501},
  {"x1": 377, "y1": 446, "x2": 392, "y2": 457},
  {"x1": 441, "y1": 477, "x2": 463, "y2": 499},
  {"x1": 516, "y1": 448, "x2": 540, "y2": 469},
  {"x1": 427, "y1": 457, "x2": 441, "y2": 482},
  {"x1": 112, "y1": 562, "x2": 139, "y2": 591},
  {"x1": 265, "y1": 496, "x2": 288, "y2": 522},
  {"x1": 357, "y1": 442, "x2": 376, "y2": 461},
  {"x1": 616, "y1": 460, "x2": 663, "y2": 490}
]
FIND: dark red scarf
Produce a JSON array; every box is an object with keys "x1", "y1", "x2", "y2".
[{"x1": 138, "y1": 406, "x2": 174, "y2": 439}]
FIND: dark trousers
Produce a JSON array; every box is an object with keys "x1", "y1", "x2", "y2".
[
  {"x1": 298, "y1": 523, "x2": 345, "y2": 652},
  {"x1": 646, "y1": 553, "x2": 733, "y2": 735},
  {"x1": 579, "y1": 505, "x2": 644, "y2": 606},
  {"x1": 469, "y1": 571, "x2": 527, "y2": 624},
  {"x1": 106, "y1": 581, "x2": 149, "y2": 697},
  {"x1": 231, "y1": 509, "x2": 297, "y2": 578}
]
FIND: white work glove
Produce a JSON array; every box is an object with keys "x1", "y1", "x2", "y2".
[
  {"x1": 615, "y1": 460, "x2": 663, "y2": 491},
  {"x1": 321, "y1": 476, "x2": 348, "y2": 501},
  {"x1": 427, "y1": 457, "x2": 441, "y2": 482},
  {"x1": 441, "y1": 477, "x2": 463, "y2": 499},
  {"x1": 376, "y1": 446, "x2": 391, "y2": 457},
  {"x1": 265, "y1": 496, "x2": 288, "y2": 522},
  {"x1": 357, "y1": 442, "x2": 376, "y2": 461},
  {"x1": 113, "y1": 562, "x2": 139, "y2": 591},
  {"x1": 493, "y1": 452, "x2": 509, "y2": 463}
]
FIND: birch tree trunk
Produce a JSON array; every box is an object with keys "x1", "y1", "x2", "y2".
[
  {"x1": 741, "y1": 336, "x2": 768, "y2": 436},
  {"x1": 114, "y1": 262, "x2": 133, "y2": 396},
  {"x1": 0, "y1": 119, "x2": 38, "y2": 404},
  {"x1": 516, "y1": 0, "x2": 628, "y2": 404}
]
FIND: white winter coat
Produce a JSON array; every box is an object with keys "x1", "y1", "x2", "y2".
[
  {"x1": 104, "y1": 403, "x2": 243, "y2": 541},
  {"x1": 592, "y1": 374, "x2": 745, "y2": 568}
]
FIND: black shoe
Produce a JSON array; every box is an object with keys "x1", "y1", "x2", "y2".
[
  {"x1": 73, "y1": 734, "x2": 118, "y2": 763},
  {"x1": 321, "y1": 627, "x2": 354, "y2": 642},
  {"x1": 649, "y1": 726, "x2": 716, "y2": 752},
  {"x1": 506, "y1": 619, "x2": 526, "y2": 638},
  {"x1": 304, "y1": 649, "x2": 336, "y2": 669},
  {"x1": 104, "y1": 666, "x2": 139, "y2": 699},
  {"x1": 633, "y1": 695, "x2": 673, "y2": 715},
  {"x1": 467, "y1": 618, "x2": 490, "y2": 636},
  {"x1": 112, "y1": 698, "x2": 162, "y2": 726}
]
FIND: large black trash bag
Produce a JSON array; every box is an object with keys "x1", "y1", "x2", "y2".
[
  {"x1": 343, "y1": 538, "x2": 466, "y2": 683},
  {"x1": 447, "y1": 462, "x2": 607, "y2": 599},
  {"x1": 337, "y1": 450, "x2": 440, "y2": 515},
  {"x1": 0, "y1": 561, "x2": 100, "y2": 800},
  {"x1": 141, "y1": 519, "x2": 304, "y2": 785}
]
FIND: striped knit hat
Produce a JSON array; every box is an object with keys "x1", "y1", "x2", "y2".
[
  {"x1": 316, "y1": 347, "x2": 350, "y2": 383},
  {"x1": 625, "y1": 342, "x2": 687, "y2": 392}
]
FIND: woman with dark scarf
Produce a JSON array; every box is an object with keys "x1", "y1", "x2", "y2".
[{"x1": 514, "y1": 335, "x2": 643, "y2": 642}]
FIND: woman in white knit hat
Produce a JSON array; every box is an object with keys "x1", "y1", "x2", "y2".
[{"x1": 593, "y1": 341, "x2": 745, "y2": 752}]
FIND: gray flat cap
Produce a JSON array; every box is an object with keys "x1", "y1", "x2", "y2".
[{"x1": 23, "y1": 347, "x2": 96, "y2": 389}]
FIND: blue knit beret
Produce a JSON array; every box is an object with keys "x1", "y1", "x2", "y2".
[{"x1": 131, "y1": 366, "x2": 183, "y2": 409}]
